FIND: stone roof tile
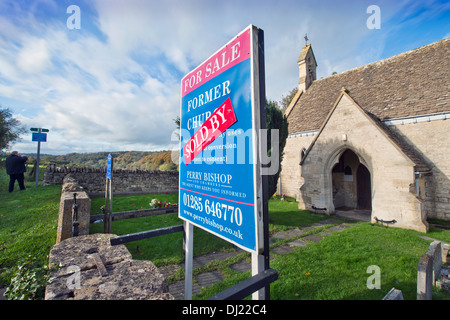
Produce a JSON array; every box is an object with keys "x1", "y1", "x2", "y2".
[{"x1": 288, "y1": 38, "x2": 450, "y2": 134}]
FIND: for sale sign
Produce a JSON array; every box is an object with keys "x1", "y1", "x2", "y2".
[{"x1": 179, "y1": 25, "x2": 265, "y2": 253}]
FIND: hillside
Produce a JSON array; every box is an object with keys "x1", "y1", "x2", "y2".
[{"x1": 6, "y1": 151, "x2": 178, "y2": 171}]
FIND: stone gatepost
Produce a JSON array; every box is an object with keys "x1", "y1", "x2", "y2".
[{"x1": 56, "y1": 174, "x2": 91, "y2": 243}]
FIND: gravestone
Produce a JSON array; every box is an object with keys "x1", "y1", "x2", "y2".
[
  {"x1": 417, "y1": 240, "x2": 445, "y2": 300},
  {"x1": 382, "y1": 288, "x2": 404, "y2": 300},
  {"x1": 417, "y1": 252, "x2": 433, "y2": 300},
  {"x1": 426, "y1": 241, "x2": 442, "y2": 283}
]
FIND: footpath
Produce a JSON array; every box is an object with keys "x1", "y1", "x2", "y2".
[{"x1": 159, "y1": 217, "x2": 353, "y2": 299}]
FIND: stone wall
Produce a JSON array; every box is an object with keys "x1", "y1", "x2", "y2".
[
  {"x1": 279, "y1": 133, "x2": 315, "y2": 203},
  {"x1": 281, "y1": 93, "x2": 429, "y2": 232},
  {"x1": 390, "y1": 120, "x2": 450, "y2": 221},
  {"x1": 45, "y1": 234, "x2": 173, "y2": 300},
  {"x1": 281, "y1": 116, "x2": 450, "y2": 223},
  {"x1": 44, "y1": 165, "x2": 179, "y2": 194}
]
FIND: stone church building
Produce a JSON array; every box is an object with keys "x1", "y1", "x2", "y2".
[{"x1": 280, "y1": 38, "x2": 449, "y2": 232}]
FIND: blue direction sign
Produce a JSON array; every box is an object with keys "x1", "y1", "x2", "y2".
[
  {"x1": 32, "y1": 132, "x2": 47, "y2": 142},
  {"x1": 106, "y1": 154, "x2": 112, "y2": 179},
  {"x1": 30, "y1": 127, "x2": 49, "y2": 188},
  {"x1": 178, "y1": 25, "x2": 264, "y2": 253}
]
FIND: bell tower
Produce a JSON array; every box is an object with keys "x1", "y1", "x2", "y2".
[{"x1": 297, "y1": 44, "x2": 317, "y2": 91}]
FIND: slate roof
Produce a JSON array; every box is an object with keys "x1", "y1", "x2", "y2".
[
  {"x1": 299, "y1": 91, "x2": 432, "y2": 173},
  {"x1": 288, "y1": 38, "x2": 450, "y2": 134}
]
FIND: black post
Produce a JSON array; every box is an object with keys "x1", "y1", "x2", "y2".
[
  {"x1": 72, "y1": 193, "x2": 79, "y2": 237},
  {"x1": 35, "y1": 128, "x2": 41, "y2": 188},
  {"x1": 257, "y1": 27, "x2": 270, "y2": 299}
]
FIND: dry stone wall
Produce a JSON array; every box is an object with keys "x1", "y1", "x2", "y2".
[{"x1": 43, "y1": 165, "x2": 179, "y2": 194}]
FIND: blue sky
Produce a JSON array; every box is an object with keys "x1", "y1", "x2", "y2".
[{"x1": 0, "y1": 0, "x2": 449, "y2": 155}]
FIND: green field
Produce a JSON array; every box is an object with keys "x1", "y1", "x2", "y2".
[
  {"x1": 90, "y1": 192, "x2": 450, "y2": 300},
  {"x1": 0, "y1": 167, "x2": 60, "y2": 287}
]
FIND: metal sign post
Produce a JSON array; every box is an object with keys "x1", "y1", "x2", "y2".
[
  {"x1": 178, "y1": 25, "x2": 269, "y2": 300},
  {"x1": 30, "y1": 127, "x2": 49, "y2": 188},
  {"x1": 104, "y1": 154, "x2": 113, "y2": 233},
  {"x1": 183, "y1": 221, "x2": 194, "y2": 300}
]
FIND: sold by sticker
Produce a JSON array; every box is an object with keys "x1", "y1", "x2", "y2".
[{"x1": 183, "y1": 97, "x2": 237, "y2": 165}]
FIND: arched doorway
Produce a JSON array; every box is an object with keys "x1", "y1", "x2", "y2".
[{"x1": 331, "y1": 149, "x2": 371, "y2": 219}]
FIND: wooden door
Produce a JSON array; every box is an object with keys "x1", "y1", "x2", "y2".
[{"x1": 357, "y1": 164, "x2": 371, "y2": 209}]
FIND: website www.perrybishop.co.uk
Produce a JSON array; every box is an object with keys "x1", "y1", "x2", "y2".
[{"x1": 183, "y1": 207, "x2": 244, "y2": 240}]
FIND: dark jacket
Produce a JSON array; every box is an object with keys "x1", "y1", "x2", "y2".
[{"x1": 6, "y1": 154, "x2": 28, "y2": 175}]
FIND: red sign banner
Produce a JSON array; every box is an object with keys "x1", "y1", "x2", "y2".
[
  {"x1": 181, "y1": 28, "x2": 251, "y2": 98},
  {"x1": 183, "y1": 97, "x2": 237, "y2": 165}
]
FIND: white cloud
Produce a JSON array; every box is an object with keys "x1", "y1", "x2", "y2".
[{"x1": 17, "y1": 37, "x2": 51, "y2": 73}]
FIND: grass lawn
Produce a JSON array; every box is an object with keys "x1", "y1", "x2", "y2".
[
  {"x1": 90, "y1": 193, "x2": 237, "y2": 266},
  {"x1": 1, "y1": 171, "x2": 449, "y2": 300},
  {"x1": 89, "y1": 194, "x2": 327, "y2": 266},
  {"x1": 271, "y1": 224, "x2": 432, "y2": 300},
  {"x1": 0, "y1": 167, "x2": 61, "y2": 285},
  {"x1": 91, "y1": 193, "x2": 450, "y2": 300}
]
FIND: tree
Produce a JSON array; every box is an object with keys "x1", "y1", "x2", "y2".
[
  {"x1": 0, "y1": 107, "x2": 26, "y2": 152},
  {"x1": 279, "y1": 87, "x2": 298, "y2": 113},
  {"x1": 174, "y1": 116, "x2": 180, "y2": 128},
  {"x1": 265, "y1": 99, "x2": 289, "y2": 197},
  {"x1": 173, "y1": 116, "x2": 180, "y2": 140}
]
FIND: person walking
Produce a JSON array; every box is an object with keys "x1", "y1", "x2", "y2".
[{"x1": 5, "y1": 151, "x2": 28, "y2": 192}]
